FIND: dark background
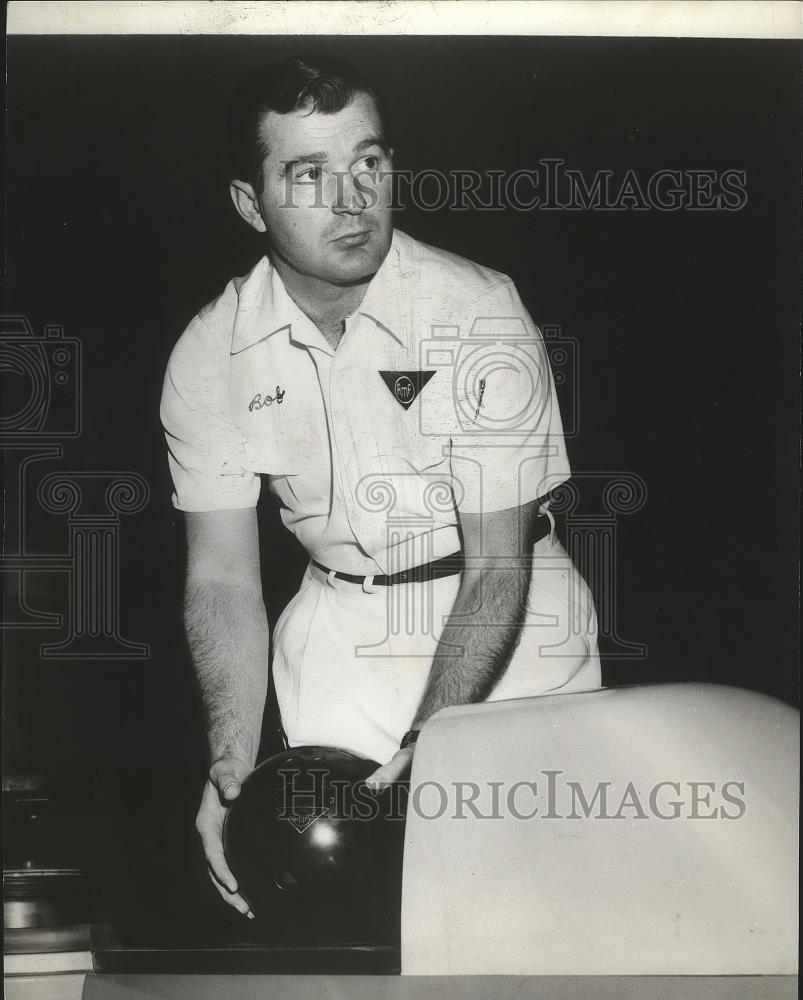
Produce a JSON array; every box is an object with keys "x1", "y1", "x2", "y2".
[{"x1": 3, "y1": 35, "x2": 800, "y2": 940}]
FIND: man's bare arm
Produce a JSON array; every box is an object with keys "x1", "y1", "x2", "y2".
[
  {"x1": 185, "y1": 508, "x2": 270, "y2": 766},
  {"x1": 366, "y1": 498, "x2": 542, "y2": 789},
  {"x1": 185, "y1": 508, "x2": 269, "y2": 917},
  {"x1": 411, "y1": 498, "x2": 541, "y2": 727}
]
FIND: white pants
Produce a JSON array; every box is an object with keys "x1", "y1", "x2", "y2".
[{"x1": 272, "y1": 529, "x2": 601, "y2": 764}]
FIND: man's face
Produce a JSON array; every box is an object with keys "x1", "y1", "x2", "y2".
[{"x1": 253, "y1": 92, "x2": 393, "y2": 286}]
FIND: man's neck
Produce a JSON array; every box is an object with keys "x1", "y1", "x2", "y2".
[{"x1": 271, "y1": 255, "x2": 372, "y2": 350}]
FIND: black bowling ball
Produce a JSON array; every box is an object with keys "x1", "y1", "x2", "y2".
[{"x1": 223, "y1": 746, "x2": 406, "y2": 944}]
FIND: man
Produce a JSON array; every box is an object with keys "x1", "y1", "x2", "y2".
[{"x1": 161, "y1": 55, "x2": 601, "y2": 919}]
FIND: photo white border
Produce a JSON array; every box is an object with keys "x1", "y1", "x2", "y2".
[{"x1": 6, "y1": 0, "x2": 803, "y2": 39}]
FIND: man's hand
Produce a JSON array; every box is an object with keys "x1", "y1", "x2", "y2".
[
  {"x1": 196, "y1": 756, "x2": 255, "y2": 918},
  {"x1": 365, "y1": 746, "x2": 416, "y2": 791}
]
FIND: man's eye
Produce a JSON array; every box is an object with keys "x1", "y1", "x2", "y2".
[
  {"x1": 296, "y1": 166, "x2": 322, "y2": 182},
  {"x1": 353, "y1": 155, "x2": 380, "y2": 174}
]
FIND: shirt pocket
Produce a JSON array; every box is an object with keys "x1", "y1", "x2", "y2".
[
  {"x1": 229, "y1": 343, "x2": 307, "y2": 476},
  {"x1": 355, "y1": 447, "x2": 454, "y2": 529},
  {"x1": 240, "y1": 418, "x2": 302, "y2": 477},
  {"x1": 394, "y1": 415, "x2": 452, "y2": 488},
  {"x1": 236, "y1": 377, "x2": 329, "y2": 478}
]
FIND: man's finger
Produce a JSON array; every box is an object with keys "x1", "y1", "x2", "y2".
[
  {"x1": 218, "y1": 777, "x2": 242, "y2": 801},
  {"x1": 206, "y1": 870, "x2": 255, "y2": 918},
  {"x1": 209, "y1": 757, "x2": 251, "y2": 800},
  {"x1": 203, "y1": 843, "x2": 239, "y2": 895},
  {"x1": 365, "y1": 747, "x2": 415, "y2": 790},
  {"x1": 209, "y1": 768, "x2": 243, "y2": 801}
]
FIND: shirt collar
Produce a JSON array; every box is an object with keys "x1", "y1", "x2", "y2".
[
  {"x1": 229, "y1": 229, "x2": 411, "y2": 356},
  {"x1": 351, "y1": 229, "x2": 410, "y2": 347}
]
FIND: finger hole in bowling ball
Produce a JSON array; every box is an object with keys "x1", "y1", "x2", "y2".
[{"x1": 273, "y1": 869, "x2": 298, "y2": 891}]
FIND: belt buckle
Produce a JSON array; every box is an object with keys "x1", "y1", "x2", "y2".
[{"x1": 362, "y1": 574, "x2": 378, "y2": 595}]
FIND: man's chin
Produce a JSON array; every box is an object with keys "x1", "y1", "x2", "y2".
[{"x1": 324, "y1": 243, "x2": 389, "y2": 285}]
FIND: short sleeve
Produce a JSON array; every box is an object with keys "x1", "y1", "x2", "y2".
[
  {"x1": 160, "y1": 314, "x2": 260, "y2": 512},
  {"x1": 446, "y1": 279, "x2": 571, "y2": 515}
]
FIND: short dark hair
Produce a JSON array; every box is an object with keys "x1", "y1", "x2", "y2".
[{"x1": 227, "y1": 55, "x2": 388, "y2": 190}]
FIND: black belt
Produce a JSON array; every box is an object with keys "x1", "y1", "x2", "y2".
[
  {"x1": 312, "y1": 552, "x2": 465, "y2": 587},
  {"x1": 310, "y1": 509, "x2": 553, "y2": 588}
]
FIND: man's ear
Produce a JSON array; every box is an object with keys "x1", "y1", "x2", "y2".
[{"x1": 229, "y1": 179, "x2": 267, "y2": 233}]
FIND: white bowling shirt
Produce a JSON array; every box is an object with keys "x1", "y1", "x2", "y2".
[{"x1": 161, "y1": 229, "x2": 571, "y2": 576}]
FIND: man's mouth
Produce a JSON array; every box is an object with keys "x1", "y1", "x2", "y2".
[{"x1": 333, "y1": 231, "x2": 371, "y2": 247}]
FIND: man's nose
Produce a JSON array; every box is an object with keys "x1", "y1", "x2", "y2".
[{"x1": 331, "y1": 171, "x2": 367, "y2": 216}]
